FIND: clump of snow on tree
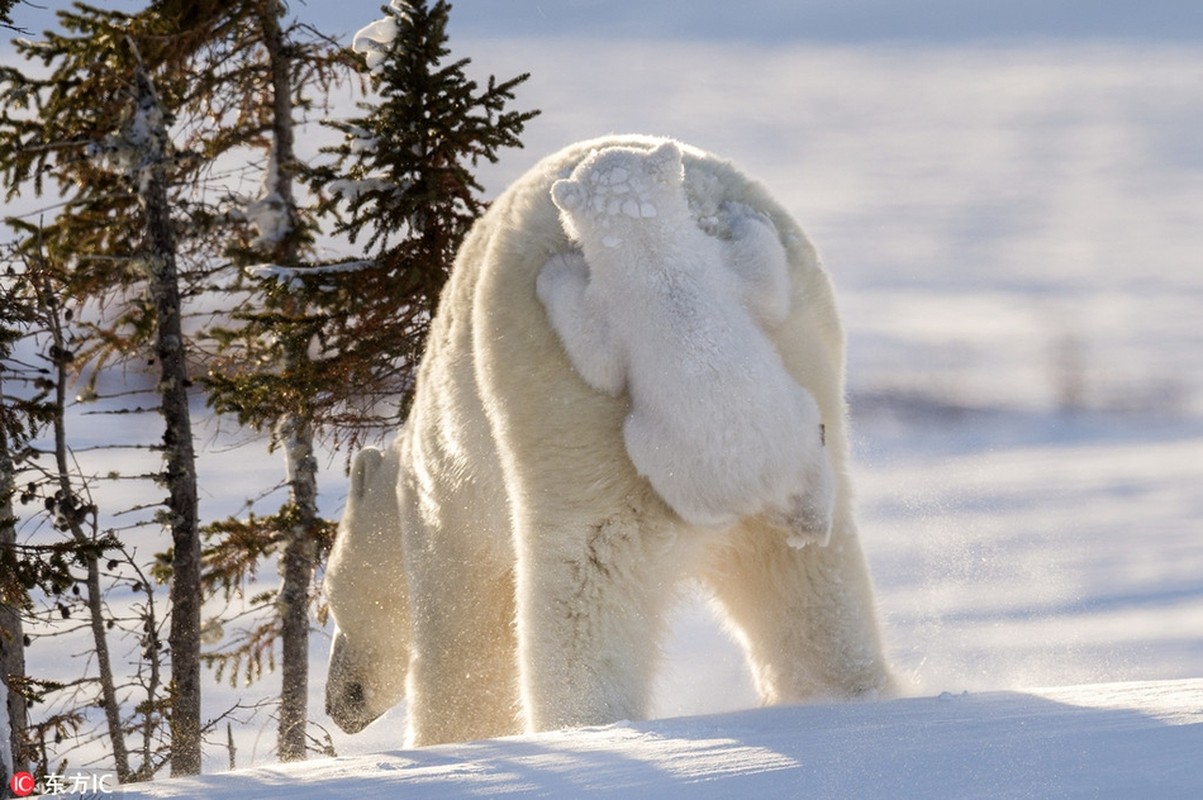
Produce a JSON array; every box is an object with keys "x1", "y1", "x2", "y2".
[
  {"x1": 246, "y1": 150, "x2": 292, "y2": 249},
  {"x1": 247, "y1": 260, "x2": 375, "y2": 293},
  {"x1": 323, "y1": 125, "x2": 408, "y2": 203},
  {"x1": 85, "y1": 90, "x2": 168, "y2": 184},
  {"x1": 346, "y1": 126, "x2": 378, "y2": 155},
  {"x1": 248, "y1": 263, "x2": 305, "y2": 292},
  {"x1": 353, "y1": 0, "x2": 413, "y2": 74},
  {"x1": 327, "y1": 177, "x2": 399, "y2": 203}
]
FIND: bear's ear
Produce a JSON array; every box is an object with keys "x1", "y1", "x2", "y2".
[
  {"x1": 550, "y1": 178, "x2": 585, "y2": 212},
  {"x1": 349, "y1": 447, "x2": 384, "y2": 503},
  {"x1": 647, "y1": 140, "x2": 684, "y2": 182}
]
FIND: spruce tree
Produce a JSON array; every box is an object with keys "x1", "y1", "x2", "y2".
[
  {"x1": 1, "y1": 0, "x2": 22, "y2": 32},
  {"x1": 0, "y1": 3, "x2": 213, "y2": 776},
  {"x1": 192, "y1": 0, "x2": 353, "y2": 762},
  {"x1": 0, "y1": 258, "x2": 38, "y2": 791},
  {"x1": 203, "y1": 0, "x2": 537, "y2": 758},
  {"x1": 248, "y1": 0, "x2": 325, "y2": 763},
  {"x1": 0, "y1": 243, "x2": 180, "y2": 784},
  {"x1": 309, "y1": 0, "x2": 539, "y2": 420}
]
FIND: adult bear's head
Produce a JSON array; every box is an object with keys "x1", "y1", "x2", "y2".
[{"x1": 323, "y1": 445, "x2": 410, "y2": 734}]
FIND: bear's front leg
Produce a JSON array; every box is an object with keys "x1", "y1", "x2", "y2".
[
  {"x1": 535, "y1": 251, "x2": 627, "y2": 395},
  {"x1": 513, "y1": 500, "x2": 686, "y2": 733},
  {"x1": 402, "y1": 514, "x2": 522, "y2": 746},
  {"x1": 721, "y1": 202, "x2": 792, "y2": 329}
]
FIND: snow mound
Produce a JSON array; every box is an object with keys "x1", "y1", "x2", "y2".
[{"x1": 116, "y1": 679, "x2": 1202, "y2": 798}]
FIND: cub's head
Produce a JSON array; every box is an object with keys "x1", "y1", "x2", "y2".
[{"x1": 550, "y1": 140, "x2": 687, "y2": 244}]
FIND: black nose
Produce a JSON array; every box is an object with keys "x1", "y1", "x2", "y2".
[{"x1": 344, "y1": 681, "x2": 365, "y2": 708}]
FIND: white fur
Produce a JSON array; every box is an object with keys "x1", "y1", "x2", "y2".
[
  {"x1": 538, "y1": 141, "x2": 834, "y2": 542},
  {"x1": 323, "y1": 135, "x2": 895, "y2": 748},
  {"x1": 324, "y1": 445, "x2": 409, "y2": 733}
]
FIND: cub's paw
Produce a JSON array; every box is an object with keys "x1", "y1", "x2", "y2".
[
  {"x1": 770, "y1": 426, "x2": 836, "y2": 549},
  {"x1": 721, "y1": 201, "x2": 777, "y2": 240},
  {"x1": 535, "y1": 251, "x2": 588, "y2": 307}
]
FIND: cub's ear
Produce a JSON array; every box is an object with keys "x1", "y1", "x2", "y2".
[
  {"x1": 647, "y1": 140, "x2": 684, "y2": 181},
  {"x1": 550, "y1": 178, "x2": 585, "y2": 212},
  {"x1": 349, "y1": 447, "x2": 385, "y2": 502}
]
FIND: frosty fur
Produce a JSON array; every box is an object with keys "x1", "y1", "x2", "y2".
[
  {"x1": 539, "y1": 141, "x2": 834, "y2": 543},
  {"x1": 323, "y1": 135, "x2": 894, "y2": 747},
  {"x1": 323, "y1": 445, "x2": 410, "y2": 735}
]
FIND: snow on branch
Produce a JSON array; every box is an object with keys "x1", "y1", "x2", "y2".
[
  {"x1": 246, "y1": 150, "x2": 292, "y2": 249},
  {"x1": 85, "y1": 85, "x2": 168, "y2": 181},
  {"x1": 327, "y1": 176, "x2": 407, "y2": 203},
  {"x1": 352, "y1": 0, "x2": 413, "y2": 74},
  {"x1": 247, "y1": 260, "x2": 377, "y2": 292},
  {"x1": 346, "y1": 126, "x2": 378, "y2": 155}
]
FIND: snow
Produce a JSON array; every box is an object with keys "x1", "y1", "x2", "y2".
[
  {"x1": 247, "y1": 261, "x2": 375, "y2": 280},
  {"x1": 325, "y1": 176, "x2": 397, "y2": 203},
  {"x1": 245, "y1": 151, "x2": 292, "y2": 249},
  {"x1": 4, "y1": 2, "x2": 1202, "y2": 797},
  {"x1": 247, "y1": 262, "x2": 304, "y2": 292},
  {"x1": 347, "y1": 128, "x2": 378, "y2": 155},
  {"x1": 245, "y1": 192, "x2": 289, "y2": 247},
  {"x1": 352, "y1": 1, "x2": 412, "y2": 74},
  {"x1": 113, "y1": 679, "x2": 1203, "y2": 798},
  {"x1": 247, "y1": 260, "x2": 377, "y2": 295},
  {"x1": 84, "y1": 89, "x2": 169, "y2": 190}
]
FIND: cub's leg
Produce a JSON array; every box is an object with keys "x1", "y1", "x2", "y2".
[
  {"x1": 762, "y1": 386, "x2": 836, "y2": 548},
  {"x1": 535, "y1": 251, "x2": 626, "y2": 395},
  {"x1": 721, "y1": 203, "x2": 792, "y2": 329}
]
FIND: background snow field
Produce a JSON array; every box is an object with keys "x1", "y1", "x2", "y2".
[
  {"x1": 3, "y1": 0, "x2": 1202, "y2": 795},
  {"x1": 225, "y1": 34, "x2": 1203, "y2": 790}
]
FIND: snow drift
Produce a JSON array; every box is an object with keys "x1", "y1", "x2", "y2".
[{"x1": 116, "y1": 679, "x2": 1203, "y2": 798}]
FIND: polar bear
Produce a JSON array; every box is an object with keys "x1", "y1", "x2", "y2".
[
  {"x1": 537, "y1": 141, "x2": 834, "y2": 544},
  {"x1": 324, "y1": 445, "x2": 409, "y2": 735},
  {"x1": 323, "y1": 135, "x2": 894, "y2": 748}
]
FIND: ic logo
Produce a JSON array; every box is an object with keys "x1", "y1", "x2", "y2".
[{"x1": 9, "y1": 771, "x2": 36, "y2": 797}]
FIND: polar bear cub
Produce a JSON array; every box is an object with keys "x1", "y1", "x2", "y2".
[{"x1": 537, "y1": 141, "x2": 835, "y2": 545}]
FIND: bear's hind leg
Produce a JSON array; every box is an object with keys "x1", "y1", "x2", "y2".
[{"x1": 703, "y1": 514, "x2": 894, "y2": 704}]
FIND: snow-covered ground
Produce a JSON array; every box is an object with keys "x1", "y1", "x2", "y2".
[
  {"x1": 3, "y1": 3, "x2": 1202, "y2": 796},
  {"x1": 114, "y1": 679, "x2": 1203, "y2": 799}
]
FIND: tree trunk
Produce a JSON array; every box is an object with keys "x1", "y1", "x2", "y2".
[
  {"x1": 1, "y1": 674, "x2": 10, "y2": 800},
  {"x1": 41, "y1": 295, "x2": 135, "y2": 782},
  {"x1": 276, "y1": 411, "x2": 318, "y2": 763},
  {"x1": 258, "y1": 0, "x2": 317, "y2": 763},
  {"x1": 0, "y1": 372, "x2": 29, "y2": 788},
  {"x1": 128, "y1": 58, "x2": 203, "y2": 777}
]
